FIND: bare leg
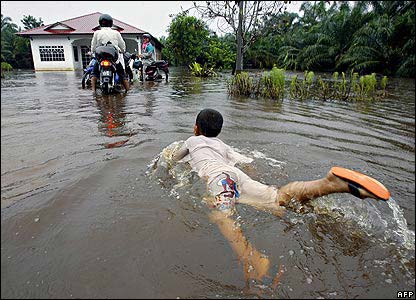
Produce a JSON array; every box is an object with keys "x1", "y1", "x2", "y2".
[
  {"x1": 91, "y1": 76, "x2": 97, "y2": 92},
  {"x1": 123, "y1": 79, "x2": 129, "y2": 92},
  {"x1": 237, "y1": 198, "x2": 287, "y2": 217},
  {"x1": 276, "y1": 169, "x2": 378, "y2": 206},
  {"x1": 208, "y1": 210, "x2": 271, "y2": 282}
]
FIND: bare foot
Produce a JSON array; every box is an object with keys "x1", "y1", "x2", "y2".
[{"x1": 241, "y1": 248, "x2": 271, "y2": 281}]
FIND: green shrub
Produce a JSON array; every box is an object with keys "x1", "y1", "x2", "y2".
[
  {"x1": 189, "y1": 62, "x2": 217, "y2": 77},
  {"x1": 306, "y1": 71, "x2": 315, "y2": 85},
  {"x1": 227, "y1": 64, "x2": 389, "y2": 102},
  {"x1": 1, "y1": 62, "x2": 13, "y2": 71}
]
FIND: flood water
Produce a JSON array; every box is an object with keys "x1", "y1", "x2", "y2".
[{"x1": 1, "y1": 68, "x2": 415, "y2": 299}]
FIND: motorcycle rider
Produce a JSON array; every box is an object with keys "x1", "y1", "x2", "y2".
[
  {"x1": 90, "y1": 14, "x2": 129, "y2": 93},
  {"x1": 138, "y1": 33, "x2": 155, "y2": 72}
]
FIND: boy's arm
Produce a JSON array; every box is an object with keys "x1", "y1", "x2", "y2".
[
  {"x1": 171, "y1": 143, "x2": 189, "y2": 162},
  {"x1": 226, "y1": 146, "x2": 253, "y2": 165},
  {"x1": 226, "y1": 146, "x2": 257, "y2": 177}
]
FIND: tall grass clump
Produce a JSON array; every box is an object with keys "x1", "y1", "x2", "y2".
[
  {"x1": 357, "y1": 73, "x2": 377, "y2": 100},
  {"x1": 1, "y1": 62, "x2": 13, "y2": 78},
  {"x1": 380, "y1": 76, "x2": 388, "y2": 96},
  {"x1": 228, "y1": 72, "x2": 253, "y2": 96},
  {"x1": 290, "y1": 75, "x2": 298, "y2": 99},
  {"x1": 293, "y1": 70, "x2": 315, "y2": 100},
  {"x1": 258, "y1": 66, "x2": 285, "y2": 99},
  {"x1": 227, "y1": 65, "x2": 389, "y2": 102}
]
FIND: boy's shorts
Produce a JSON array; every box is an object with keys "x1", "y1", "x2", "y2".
[{"x1": 208, "y1": 172, "x2": 240, "y2": 212}]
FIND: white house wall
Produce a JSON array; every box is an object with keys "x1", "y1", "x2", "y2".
[
  {"x1": 30, "y1": 35, "x2": 76, "y2": 71},
  {"x1": 30, "y1": 34, "x2": 152, "y2": 71}
]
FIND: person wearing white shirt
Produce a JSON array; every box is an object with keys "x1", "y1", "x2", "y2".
[
  {"x1": 90, "y1": 14, "x2": 129, "y2": 93},
  {"x1": 157, "y1": 108, "x2": 390, "y2": 285},
  {"x1": 170, "y1": 108, "x2": 390, "y2": 214}
]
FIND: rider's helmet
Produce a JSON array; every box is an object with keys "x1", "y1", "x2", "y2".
[
  {"x1": 142, "y1": 33, "x2": 151, "y2": 41},
  {"x1": 99, "y1": 14, "x2": 113, "y2": 28}
]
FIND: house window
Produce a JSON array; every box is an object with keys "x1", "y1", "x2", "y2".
[
  {"x1": 73, "y1": 46, "x2": 79, "y2": 62},
  {"x1": 39, "y1": 45, "x2": 65, "y2": 61}
]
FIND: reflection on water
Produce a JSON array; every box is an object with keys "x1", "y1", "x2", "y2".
[
  {"x1": 96, "y1": 95, "x2": 128, "y2": 137},
  {"x1": 1, "y1": 68, "x2": 415, "y2": 299},
  {"x1": 95, "y1": 94, "x2": 130, "y2": 148}
]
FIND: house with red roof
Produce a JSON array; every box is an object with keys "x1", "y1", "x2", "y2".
[{"x1": 17, "y1": 12, "x2": 162, "y2": 71}]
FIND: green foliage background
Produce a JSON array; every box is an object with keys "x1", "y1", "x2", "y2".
[
  {"x1": 1, "y1": 1, "x2": 414, "y2": 77},
  {"x1": 161, "y1": 12, "x2": 235, "y2": 70},
  {"x1": 1, "y1": 14, "x2": 44, "y2": 69},
  {"x1": 245, "y1": 1, "x2": 415, "y2": 77}
]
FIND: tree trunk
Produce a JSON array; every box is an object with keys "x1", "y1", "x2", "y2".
[{"x1": 235, "y1": 0, "x2": 244, "y2": 74}]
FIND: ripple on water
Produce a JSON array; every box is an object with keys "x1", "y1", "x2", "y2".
[{"x1": 1, "y1": 69, "x2": 414, "y2": 298}]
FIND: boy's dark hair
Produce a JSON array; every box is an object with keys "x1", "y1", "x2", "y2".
[{"x1": 196, "y1": 109, "x2": 223, "y2": 137}]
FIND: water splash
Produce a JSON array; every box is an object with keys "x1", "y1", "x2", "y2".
[
  {"x1": 149, "y1": 142, "x2": 415, "y2": 254},
  {"x1": 146, "y1": 140, "x2": 198, "y2": 193},
  {"x1": 386, "y1": 197, "x2": 415, "y2": 250},
  {"x1": 311, "y1": 195, "x2": 415, "y2": 251}
]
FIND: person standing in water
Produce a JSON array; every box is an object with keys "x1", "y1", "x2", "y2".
[{"x1": 138, "y1": 33, "x2": 155, "y2": 73}]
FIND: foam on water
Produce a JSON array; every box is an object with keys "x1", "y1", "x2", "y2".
[{"x1": 250, "y1": 150, "x2": 287, "y2": 168}]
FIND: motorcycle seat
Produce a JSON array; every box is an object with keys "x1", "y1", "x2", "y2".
[
  {"x1": 95, "y1": 45, "x2": 118, "y2": 62},
  {"x1": 151, "y1": 60, "x2": 168, "y2": 67},
  {"x1": 133, "y1": 59, "x2": 143, "y2": 69}
]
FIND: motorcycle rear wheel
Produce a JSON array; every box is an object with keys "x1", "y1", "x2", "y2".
[{"x1": 101, "y1": 83, "x2": 111, "y2": 95}]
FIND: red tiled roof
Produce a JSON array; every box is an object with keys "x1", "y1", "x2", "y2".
[{"x1": 17, "y1": 12, "x2": 146, "y2": 35}]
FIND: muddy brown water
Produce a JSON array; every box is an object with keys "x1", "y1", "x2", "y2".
[{"x1": 1, "y1": 69, "x2": 415, "y2": 299}]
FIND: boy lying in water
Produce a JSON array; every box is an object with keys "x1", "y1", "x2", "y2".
[{"x1": 164, "y1": 108, "x2": 390, "y2": 287}]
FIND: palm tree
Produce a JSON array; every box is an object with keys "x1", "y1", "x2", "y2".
[
  {"x1": 22, "y1": 15, "x2": 44, "y2": 30},
  {"x1": 341, "y1": 16, "x2": 394, "y2": 74},
  {"x1": 1, "y1": 14, "x2": 17, "y2": 32},
  {"x1": 340, "y1": 1, "x2": 414, "y2": 76},
  {"x1": 1, "y1": 14, "x2": 18, "y2": 62}
]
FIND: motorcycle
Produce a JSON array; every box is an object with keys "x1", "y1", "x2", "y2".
[
  {"x1": 123, "y1": 52, "x2": 136, "y2": 83},
  {"x1": 132, "y1": 59, "x2": 144, "y2": 82},
  {"x1": 146, "y1": 60, "x2": 169, "y2": 82},
  {"x1": 132, "y1": 57, "x2": 169, "y2": 82},
  {"x1": 94, "y1": 43, "x2": 124, "y2": 94},
  {"x1": 81, "y1": 54, "x2": 97, "y2": 89}
]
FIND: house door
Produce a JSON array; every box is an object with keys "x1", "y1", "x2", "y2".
[{"x1": 80, "y1": 46, "x2": 91, "y2": 69}]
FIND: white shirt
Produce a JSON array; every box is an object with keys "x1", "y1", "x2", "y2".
[
  {"x1": 172, "y1": 135, "x2": 253, "y2": 182},
  {"x1": 91, "y1": 27, "x2": 126, "y2": 53}
]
